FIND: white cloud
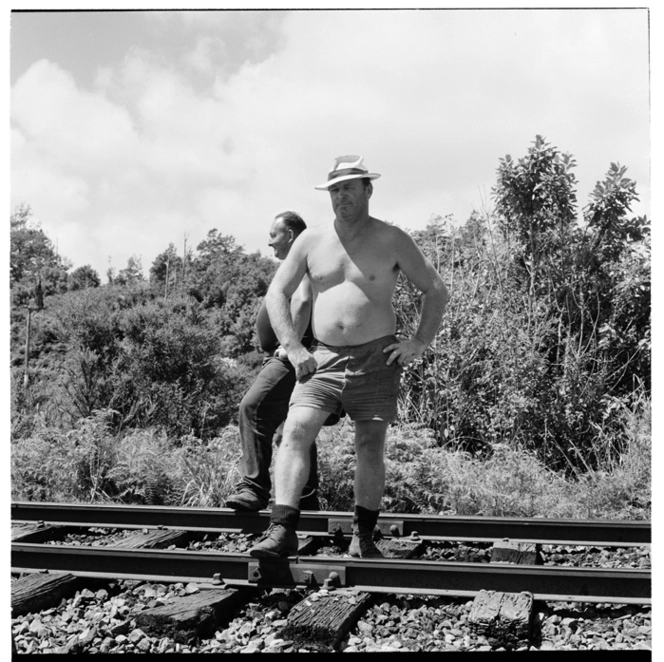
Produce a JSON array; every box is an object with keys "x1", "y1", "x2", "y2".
[
  {"x1": 9, "y1": 8, "x2": 650, "y2": 277},
  {"x1": 11, "y1": 121, "x2": 90, "y2": 223},
  {"x1": 12, "y1": 60, "x2": 137, "y2": 170},
  {"x1": 184, "y1": 36, "x2": 228, "y2": 77}
]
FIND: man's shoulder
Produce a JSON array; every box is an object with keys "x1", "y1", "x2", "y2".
[
  {"x1": 303, "y1": 223, "x2": 330, "y2": 237},
  {"x1": 294, "y1": 224, "x2": 328, "y2": 247},
  {"x1": 370, "y1": 217, "x2": 410, "y2": 242}
]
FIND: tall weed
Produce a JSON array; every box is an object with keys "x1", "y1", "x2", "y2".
[
  {"x1": 175, "y1": 428, "x2": 243, "y2": 507},
  {"x1": 105, "y1": 429, "x2": 180, "y2": 505},
  {"x1": 11, "y1": 410, "x2": 119, "y2": 502},
  {"x1": 316, "y1": 419, "x2": 357, "y2": 512},
  {"x1": 314, "y1": 419, "x2": 650, "y2": 520},
  {"x1": 12, "y1": 409, "x2": 650, "y2": 521}
]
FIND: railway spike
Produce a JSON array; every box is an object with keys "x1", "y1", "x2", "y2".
[{"x1": 323, "y1": 571, "x2": 340, "y2": 590}]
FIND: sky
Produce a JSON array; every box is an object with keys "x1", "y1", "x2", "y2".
[{"x1": 8, "y1": 5, "x2": 653, "y2": 280}]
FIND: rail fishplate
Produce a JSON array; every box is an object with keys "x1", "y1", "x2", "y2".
[
  {"x1": 328, "y1": 517, "x2": 405, "y2": 537},
  {"x1": 248, "y1": 561, "x2": 346, "y2": 589}
]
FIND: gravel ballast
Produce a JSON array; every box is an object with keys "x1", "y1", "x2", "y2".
[
  {"x1": 13, "y1": 529, "x2": 651, "y2": 653},
  {"x1": 11, "y1": 578, "x2": 651, "y2": 654}
]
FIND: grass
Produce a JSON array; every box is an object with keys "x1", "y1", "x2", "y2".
[
  {"x1": 315, "y1": 413, "x2": 650, "y2": 520},
  {"x1": 11, "y1": 399, "x2": 651, "y2": 521}
]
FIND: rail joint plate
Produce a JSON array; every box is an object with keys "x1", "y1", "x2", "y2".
[
  {"x1": 248, "y1": 561, "x2": 346, "y2": 588},
  {"x1": 328, "y1": 517, "x2": 404, "y2": 537}
]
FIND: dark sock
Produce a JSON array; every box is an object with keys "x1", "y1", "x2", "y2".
[
  {"x1": 270, "y1": 503, "x2": 300, "y2": 530},
  {"x1": 354, "y1": 505, "x2": 380, "y2": 534}
]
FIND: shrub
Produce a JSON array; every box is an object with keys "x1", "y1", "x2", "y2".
[
  {"x1": 12, "y1": 427, "x2": 81, "y2": 503},
  {"x1": 13, "y1": 288, "x2": 256, "y2": 439},
  {"x1": 11, "y1": 410, "x2": 119, "y2": 502},
  {"x1": 105, "y1": 428, "x2": 181, "y2": 505}
]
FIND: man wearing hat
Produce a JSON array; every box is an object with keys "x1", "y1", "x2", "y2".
[{"x1": 249, "y1": 155, "x2": 449, "y2": 559}]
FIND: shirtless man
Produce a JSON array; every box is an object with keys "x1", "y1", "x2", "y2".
[{"x1": 249, "y1": 155, "x2": 448, "y2": 559}]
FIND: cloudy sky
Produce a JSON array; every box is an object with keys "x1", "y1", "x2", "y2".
[{"x1": 9, "y1": 6, "x2": 652, "y2": 279}]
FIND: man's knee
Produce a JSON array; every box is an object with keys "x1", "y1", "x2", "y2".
[
  {"x1": 282, "y1": 408, "x2": 329, "y2": 449},
  {"x1": 240, "y1": 383, "x2": 288, "y2": 425},
  {"x1": 355, "y1": 420, "x2": 388, "y2": 439},
  {"x1": 239, "y1": 393, "x2": 256, "y2": 420},
  {"x1": 354, "y1": 421, "x2": 388, "y2": 455}
]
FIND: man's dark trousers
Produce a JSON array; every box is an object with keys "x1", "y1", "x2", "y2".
[{"x1": 236, "y1": 355, "x2": 318, "y2": 506}]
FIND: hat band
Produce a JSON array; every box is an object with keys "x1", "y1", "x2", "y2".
[{"x1": 328, "y1": 167, "x2": 368, "y2": 181}]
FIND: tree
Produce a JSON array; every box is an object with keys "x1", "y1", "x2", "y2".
[
  {"x1": 69, "y1": 265, "x2": 101, "y2": 291},
  {"x1": 10, "y1": 204, "x2": 70, "y2": 306},
  {"x1": 584, "y1": 163, "x2": 648, "y2": 262},
  {"x1": 194, "y1": 230, "x2": 242, "y2": 269},
  {"x1": 150, "y1": 243, "x2": 183, "y2": 295},
  {"x1": 579, "y1": 163, "x2": 650, "y2": 394},
  {"x1": 115, "y1": 256, "x2": 145, "y2": 286},
  {"x1": 185, "y1": 230, "x2": 275, "y2": 355},
  {"x1": 491, "y1": 135, "x2": 578, "y2": 306},
  {"x1": 487, "y1": 136, "x2": 650, "y2": 467}
]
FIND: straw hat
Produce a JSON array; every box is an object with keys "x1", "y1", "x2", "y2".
[{"x1": 314, "y1": 155, "x2": 381, "y2": 190}]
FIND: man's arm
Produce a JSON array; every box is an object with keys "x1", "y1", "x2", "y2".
[
  {"x1": 384, "y1": 229, "x2": 449, "y2": 366},
  {"x1": 255, "y1": 299, "x2": 280, "y2": 353},
  {"x1": 274, "y1": 275, "x2": 312, "y2": 360},
  {"x1": 290, "y1": 274, "x2": 313, "y2": 342},
  {"x1": 266, "y1": 234, "x2": 318, "y2": 380}
]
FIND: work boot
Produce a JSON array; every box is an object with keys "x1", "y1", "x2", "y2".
[
  {"x1": 350, "y1": 505, "x2": 383, "y2": 558},
  {"x1": 349, "y1": 525, "x2": 384, "y2": 559},
  {"x1": 225, "y1": 488, "x2": 268, "y2": 511},
  {"x1": 249, "y1": 523, "x2": 299, "y2": 559}
]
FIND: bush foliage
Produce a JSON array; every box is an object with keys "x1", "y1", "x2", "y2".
[
  {"x1": 12, "y1": 413, "x2": 650, "y2": 520},
  {"x1": 11, "y1": 136, "x2": 651, "y2": 515},
  {"x1": 396, "y1": 137, "x2": 650, "y2": 473}
]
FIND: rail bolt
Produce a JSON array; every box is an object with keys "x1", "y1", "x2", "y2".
[
  {"x1": 410, "y1": 531, "x2": 420, "y2": 540},
  {"x1": 332, "y1": 527, "x2": 345, "y2": 544},
  {"x1": 251, "y1": 568, "x2": 262, "y2": 581},
  {"x1": 302, "y1": 571, "x2": 315, "y2": 586}
]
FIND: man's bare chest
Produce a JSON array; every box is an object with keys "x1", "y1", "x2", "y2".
[{"x1": 308, "y1": 240, "x2": 398, "y2": 290}]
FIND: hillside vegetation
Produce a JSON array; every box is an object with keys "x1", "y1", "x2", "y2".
[{"x1": 11, "y1": 137, "x2": 651, "y2": 519}]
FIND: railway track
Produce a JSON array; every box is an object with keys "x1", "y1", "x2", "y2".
[
  {"x1": 11, "y1": 502, "x2": 652, "y2": 654},
  {"x1": 12, "y1": 500, "x2": 651, "y2": 544},
  {"x1": 11, "y1": 501, "x2": 651, "y2": 604}
]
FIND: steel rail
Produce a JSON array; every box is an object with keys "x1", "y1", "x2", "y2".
[
  {"x1": 11, "y1": 543, "x2": 650, "y2": 605},
  {"x1": 11, "y1": 502, "x2": 651, "y2": 545}
]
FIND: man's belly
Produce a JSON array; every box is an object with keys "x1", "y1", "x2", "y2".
[{"x1": 311, "y1": 286, "x2": 396, "y2": 346}]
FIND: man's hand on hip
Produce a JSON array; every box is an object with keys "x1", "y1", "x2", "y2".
[
  {"x1": 383, "y1": 337, "x2": 427, "y2": 367},
  {"x1": 288, "y1": 345, "x2": 318, "y2": 381}
]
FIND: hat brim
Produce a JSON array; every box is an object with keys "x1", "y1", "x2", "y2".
[{"x1": 314, "y1": 172, "x2": 380, "y2": 190}]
